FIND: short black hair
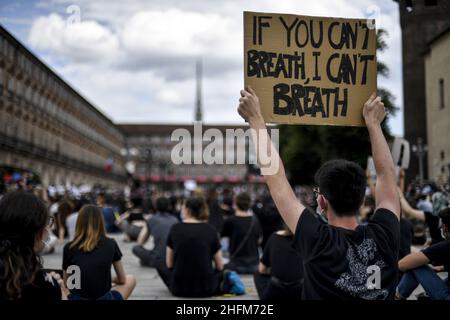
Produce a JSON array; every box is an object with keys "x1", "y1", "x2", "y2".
[
  {"x1": 439, "y1": 207, "x2": 450, "y2": 229},
  {"x1": 236, "y1": 192, "x2": 251, "y2": 211},
  {"x1": 156, "y1": 196, "x2": 170, "y2": 213},
  {"x1": 315, "y1": 159, "x2": 366, "y2": 216}
]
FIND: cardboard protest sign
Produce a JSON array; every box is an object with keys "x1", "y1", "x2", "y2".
[
  {"x1": 244, "y1": 11, "x2": 377, "y2": 126},
  {"x1": 391, "y1": 137, "x2": 410, "y2": 169},
  {"x1": 367, "y1": 156, "x2": 376, "y2": 180}
]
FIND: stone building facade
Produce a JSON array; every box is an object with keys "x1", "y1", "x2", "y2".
[
  {"x1": 118, "y1": 123, "x2": 254, "y2": 185},
  {"x1": 424, "y1": 27, "x2": 450, "y2": 184},
  {"x1": 0, "y1": 25, "x2": 126, "y2": 187},
  {"x1": 394, "y1": 0, "x2": 450, "y2": 182}
]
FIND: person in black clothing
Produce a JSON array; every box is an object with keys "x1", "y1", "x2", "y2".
[
  {"x1": 168, "y1": 195, "x2": 182, "y2": 221},
  {"x1": 63, "y1": 205, "x2": 136, "y2": 300},
  {"x1": 220, "y1": 195, "x2": 234, "y2": 218},
  {"x1": 238, "y1": 88, "x2": 400, "y2": 299},
  {"x1": 252, "y1": 194, "x2": 283, "y2": 249},
  {"x1": 157, "y1": 196, "x2": 225, "y2": 297},
  {"x1": 116, "y1": 194, "x2": 148, "y2": 244},
  {"x1": 399, "y1": 217, "x2": 414, "y2": 260},
  {"x1": 0, "y1": 191, "x2": 65, "y2": 300},
  {"x1": 132, "y1": 196, "x2": 179, "y2": 268},
  {"x1": 396, "y1": 207, "x2": 450, "y2": 300},
  {"x1": 207, "y1": 188, "x2": 224, "y2": 234},
  {"x1": 221, "y1": 192, "x2": 262, "y2": 274},
  {"x1": 254, "y1": 224, "x2": 304, "y2": 300}
]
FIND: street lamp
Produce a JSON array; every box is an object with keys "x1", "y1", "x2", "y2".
[{"x1": 411, "y1": 137, "x2": 428, "y2": 185}]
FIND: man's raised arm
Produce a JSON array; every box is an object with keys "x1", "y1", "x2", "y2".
[
  {"x1": 363, "y1": 93, "x2": 400, "y2": 219},
  {"x1": 238, "y1": 87, "x2": 305, "y2": 232}
]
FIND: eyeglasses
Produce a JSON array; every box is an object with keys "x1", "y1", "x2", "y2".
[{"x1": 47, "y1": 216, "x2": 55, "y2": 228}]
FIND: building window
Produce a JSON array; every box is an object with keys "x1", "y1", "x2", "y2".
[
  {"x1": 441, "y1": 150, "x2": 445, "y2": 161},
  {"x1": 439, "y1": 78, "x2": 445, "y2": 109}
]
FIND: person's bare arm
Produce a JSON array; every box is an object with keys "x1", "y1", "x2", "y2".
[
  {"x1": 363, "y1": 93, "x2": 400, "y2": 219},
  {"x1": 238, "y1": 87, "x2": 305, "y2": 233},
  {"x1": 398, "y1": 251, "x2": 429, "y2": 272},
  {"x1": 112, "y1": 260, "x2": 127, "y2": 285},
  {"x1": 258, "y1": 262, "x2": 270, "y2": 274},
  {"x1": 399, "y1": 193, "x2": 425, "y2": 221},
  {"x1": 166, "y1": 246, "x2": 174, "y2": 269},
  {"x1": 213, "y1": 250, "x2": 224, "y2": 271}
]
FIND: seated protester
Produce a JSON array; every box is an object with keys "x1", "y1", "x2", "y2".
[
  {"x1": 55, "y1": 198, "x2": 74, "y2": 242},
  {"x1": 132, "y1": 196, "x2": 179, "y2": 268},
  {"x1": 66, "y1": 197, "x2": 89, "y2": 241},
  {"x1": 169, "y1": 195, "x2": 182, "y2": 222},
  {"x1": 399, "y1": 216, "x2": 414, "y2": 260},
  {"x1": 417, "y1": 190, "x2": 445, "y2": 245},
  {"x1": 252, "y1": 194, "x2": 283, "y2": 249},
  {"x1": 96, "y1": 193, "x2": 119, "y2": 233},
  {"x1": 400, "y1": 194, "x2": 443, "y2": 245},
  {"x1": 157, "y1": 197, "x2": 225, "y2": 297},
  {"x1": 221, "y1": 192, "x2": 262, "y2": 274},
  {"x1": 254, "y1": 224, "x2": 304, "y2": 300},
  {"x1": 207, "y1": 189, "x2": 224, "y2": 234},
  {"x1": 396, "y1": 207, "x2": 450, "y2": 300},
  {"x1": 238, "y1": 89, "x2": 400, "y2": 299},
  {"x1": 220, "y1": 195, "x2": 235, "y2": 218},
  {"x1": 63, "y1": 205, "x2": 136, "y2": 300},
  {"x1": 116, "y1": 194, "x2": 148, "y2": 245},
  {"x1": 0, "y1": 191, "x2": 66, "y2": 300}
]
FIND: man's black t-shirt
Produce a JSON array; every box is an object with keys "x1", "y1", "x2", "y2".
[
  {"x1": 63, "y1": 237, "x2": 122, "y2": 299},
  {"x1": 167, "y1": 223, "x2": 221, "y2": 297},
  {"x1": 422, "y1": 239, "x2": 450, "y2": 272},
  {"x1": 261, "y1": 233, "x2": 303, "y2": 283},
  {"x1": 294, "y1": 208, "x2": 399, "y2": 300},
  {"x1": 221, "y1": 216, "x2": 261, "y2": 266}
]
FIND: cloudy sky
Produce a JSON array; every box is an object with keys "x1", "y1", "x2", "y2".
[{"x1": 0, "y1": 0, "x2": 404, "y2": 136}]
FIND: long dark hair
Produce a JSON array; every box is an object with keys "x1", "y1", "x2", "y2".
[{"x1": 0, "y1": 191, "x2": 48, "y2": 299}]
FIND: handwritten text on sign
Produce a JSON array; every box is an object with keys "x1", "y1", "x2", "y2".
[{"x1": 244, "y1": 12, "x2": 377, "y2": 126}]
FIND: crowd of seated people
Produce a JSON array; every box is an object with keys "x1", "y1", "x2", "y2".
[{"x1": 1, "y1": 91, "x2": 450, "y2": 301}]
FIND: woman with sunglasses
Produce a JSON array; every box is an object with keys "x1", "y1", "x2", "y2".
[{"x1": 0, "y1": 191, "x2": 67, "y2": 300}]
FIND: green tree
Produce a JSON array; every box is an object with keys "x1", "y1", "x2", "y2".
[{"x1": 279, "y1": 29, "x2": 398, "y2": 185}]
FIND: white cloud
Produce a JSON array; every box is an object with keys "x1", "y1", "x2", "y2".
[
  {"x1": 22, "y1": 0, "x2": 404, "y2": 135},
  {"x1": 28, "y1": 13, "x2": 119, "y2": 63},
  {"x1": 121, "y1": 9, "x2": 239, "y2": 58}
]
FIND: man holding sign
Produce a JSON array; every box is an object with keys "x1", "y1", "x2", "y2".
[{"x1": 239, "y1": 11, "x2": 399, "y2": 301}]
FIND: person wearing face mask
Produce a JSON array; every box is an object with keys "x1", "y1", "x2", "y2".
[
  {"x1": 0, "y1": 191, "x2": 68, "y2": 300},
  {"x1": 396, "y1": 207, "x2": 450, "y2": 300}
]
